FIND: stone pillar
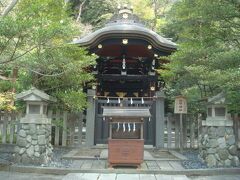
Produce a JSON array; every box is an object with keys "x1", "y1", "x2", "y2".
[
  {"x1": 155, "y1": 91, "x2": 165, "y2": 148},
  {"x1": 199, "y1": 121, "x2": 239, "y2": 167},
  {"x1": 15, "y1": 118, "x2": 53, "y2": 164},
  {"x1": 86, "y1": 89, "x2": 96, "y2": 147}
]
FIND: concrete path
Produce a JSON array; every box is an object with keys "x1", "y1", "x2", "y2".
[
  {"x1": 69, "y1": 159, "x2": 185, "y2": 170},
  {"x1": 189, "y1": 175, "x2": 240, "y2": 180},
  {"x1": 0, "y1": 171, "x2": 240, "y2": 180},
  {"x1": 64, "y1": 149, "x2": 181, "y2": 161},
  {"x1": 100, "y1": 150, "x2": 155, "y2": 160},
  {"x1": 62, "y1": 173, "x2": 190, "y2": 180}
]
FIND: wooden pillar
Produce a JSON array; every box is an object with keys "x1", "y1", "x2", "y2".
[
  {"x1": 47, "y1": 110, "x2": 53, "y2": 144},
  {"x1": 62, "y1": 111, "x2": 67, "y2": 146},
  {"x1": 183, "y1": 115, "x2": 187, "y2": 148},
  {"x1": 77, "y1": 112, "x2": 83, "y2": 145},
  {"x1": 86, "y1": 89, "x2": 96, "y2": 147},
  {"x1": 167, "y1": 114, "x2": 172, "y2": 149},
  {"x1": 155, "y1": 91, "x2": 165, "y2": 148},
  {"x1": 190, "y1": 116, "x2": 195, "y2": 148},
  {"x1": 175, "y1": 115, "x2": 180, "y2": 148},
  {"x1": 234, "y1": 114, "x2": 239, "y2": 148},
  {"x1": 2, "y1": 114, "x2": 8, "y2": 144},
  {"x1": 9, "y1": 114, "x2": 15, "y2": 144},
  {"x1": 197, "y1": 113, "x2": 202, "y2": 148},
  {"x1": 180, "y1": 113, "x2": 183, "y2": 152},
  {"x1": 54, "y1": 110, "x2": 60, "y2": 146}
]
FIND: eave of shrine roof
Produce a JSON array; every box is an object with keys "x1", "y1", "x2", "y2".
[{"x1": 72, "y1": 23, "x2": 177, "y2": 51}]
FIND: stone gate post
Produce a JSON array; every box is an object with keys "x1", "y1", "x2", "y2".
[
  {"x1": 155, "y1": 91, "x2": 165, "y2": 148},
  {"x1": 85, "y1": 89, "x2": 96, "y2": 146}
]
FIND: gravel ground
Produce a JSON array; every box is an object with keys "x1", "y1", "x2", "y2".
[
  {"x1": 0, "y1": 152, "x2": 14, "y2": 165},
  {"x1": 43, "y1": 147, "x2": 73, "y2": 168},
  {"x1": 181, "y1": 150, "x2": 208, "y2": 169},
  {"x1": 0, "y1": 147, "x2": 73, "y2": 168},
  {"x1": 181, "y1": 150, "x2": 240, "y2": 169}
]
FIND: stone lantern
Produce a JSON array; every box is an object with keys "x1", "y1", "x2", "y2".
[
  {"x1": 204, "y1": 92, "x2": 232, "y2": 126},
  {"x1": 15, "y1": 87, "x2": 56, "y2": 164},
  {"x1": 200, "y1": 92, "x2": 239, "y2": 167}
]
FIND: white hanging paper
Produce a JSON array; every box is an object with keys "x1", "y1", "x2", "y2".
[
  {"x1": 118, "y1": 98, "x2": 121, "y2": 104},
  {"x1": 149, "y1": 117, "x2": 151, "y2": 122},
  {"x1": 117, "y1": 122, "x2": 120, "y2": 131},
  {"x1": 130, "y1": 98, "x2": 133, "y2": 104},
  {"x1": 141, "y1": 97, "x2": 144, "y2": 104},
  {"x1": 128, "y1": 123, "x2": 131, "y2": 132},
  {"x1": 107, "y1": 97, "x2": 109, "y2": 103},
  {"x1": 133, "y1": 122, "x2": 136, "y2": 132},
  {"x1": 123, "y1": 122, "x2": 126, "y2": 132}
]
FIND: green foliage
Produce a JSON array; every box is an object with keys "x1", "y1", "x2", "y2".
[
  {"x1": 226, "y1": 89, "x2": 240, "y2": 113},
  {"x1": 0, "y1": 92, "x2": 15, "y2": 111},
  {"x1": 57, "y1": 90, "x2": 87, "y2": 111},
  {"x1": 0, "y1": 0, "x2": 95, "y2": 112},
  {"x1": 69, "y1": 0, "x2": 119, "y2": 29},
  {"x1": 162, "y1": 0, "x2": 240, "y2": 114},
  {"x1": 69, "y1": 0, "x2": 174, "y2": 30}
]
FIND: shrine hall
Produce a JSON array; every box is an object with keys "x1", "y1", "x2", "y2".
[{"x1": 73, "y1": 5, "x2": 177, "y2": 148}]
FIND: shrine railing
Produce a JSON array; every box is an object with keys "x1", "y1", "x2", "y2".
[{"x1": 0, "y1": 111, "x2": 85, "y2": 147}]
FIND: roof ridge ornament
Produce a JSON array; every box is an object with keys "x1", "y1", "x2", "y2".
[
  {"x1": 117, "y1": 4, "x2": 133, "y2": 19},
  {"x1": 117, "y1": 4, "x2": 133, "y2": 15}
]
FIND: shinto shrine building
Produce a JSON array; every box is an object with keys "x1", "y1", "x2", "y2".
[{"x1": 73, "y1": 5, "x2": 176, "y2": 148}]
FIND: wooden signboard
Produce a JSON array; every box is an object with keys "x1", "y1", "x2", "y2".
[
  {"x1": 174, "y1": 96, "x2": 187, "y2": 153},
  {"x1": 174, "y1": 96, "x2": 187, "y2": 114}
]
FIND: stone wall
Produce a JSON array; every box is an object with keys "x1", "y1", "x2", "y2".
[
  {"x1": 15, "y1": 123, "x2": 53, "y2": 165},
  {"x1": 199, "y1": 126, "x2": 239, "y2": 167}
]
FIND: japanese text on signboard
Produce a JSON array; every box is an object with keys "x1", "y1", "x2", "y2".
[{"x1": 174, "y1": 97, "x2": 187, "y2": 114}]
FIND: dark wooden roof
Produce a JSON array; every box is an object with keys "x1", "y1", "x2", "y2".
[{"x1": 102, "y1": 107, "x2": 151, "y2": 117}]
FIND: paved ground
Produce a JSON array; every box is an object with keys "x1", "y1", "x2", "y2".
[
  {"x1": 64, "y1": 149, "x2": 181, "y2": 161},
  {"x1": 0, "y1": 171, "x2": 240, "y2": 180},
  {"x1": 69, "y1": 159, "x2": 185, "y2": 170},
  {"x1": 63, "y1": 173, "x2": 189, "y2": 180},
  {"x1": 189, "y1": 175, "x2": 240, "y2": 180}
]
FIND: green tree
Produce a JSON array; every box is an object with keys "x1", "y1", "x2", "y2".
[
  {"x1": 161, "y1": 0, "x2": 240, "y2": 114},
  {"x1": 0, "y1": 0, "x2": 95, "y2": 111}
]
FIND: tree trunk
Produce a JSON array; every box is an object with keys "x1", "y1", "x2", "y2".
[
  {"x1": 76, "y1": 0, "x2": 87, "y2": 23},
  {"x1": 1, "y1": 0, "x2": 19, "y2": 17}
]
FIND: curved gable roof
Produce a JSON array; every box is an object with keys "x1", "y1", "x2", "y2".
[{"x1": 72, "y1": 6, "x2": 177, "y2": 53}]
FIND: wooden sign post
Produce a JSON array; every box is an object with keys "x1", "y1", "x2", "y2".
[{"x1": 174, "y1": 96, "x2": 187, "y2": 153}]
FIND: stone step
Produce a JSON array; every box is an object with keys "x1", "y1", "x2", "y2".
[{"x1": 62, "y1": 173, "x2": 190, "y2": 180}]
